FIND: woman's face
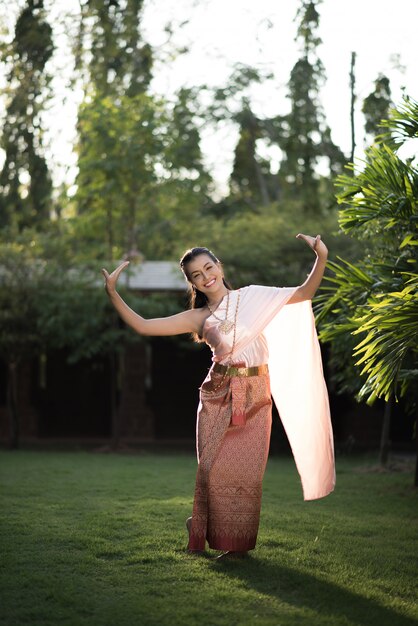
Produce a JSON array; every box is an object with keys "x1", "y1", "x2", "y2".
[{"x1": 186, "y1": 253, "x2": 224, "y2": 296}]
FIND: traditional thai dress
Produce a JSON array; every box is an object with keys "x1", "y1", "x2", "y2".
[{"x1": 187, "y1": 285, "x2": 336, "y2": 553}]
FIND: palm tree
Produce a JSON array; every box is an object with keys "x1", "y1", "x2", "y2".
[{"x1": 315, "y1": 98, "x2": 418, "y2": 483}]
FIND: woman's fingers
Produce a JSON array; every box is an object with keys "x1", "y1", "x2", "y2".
[
  {"x1": 296, "y1": 233, "x2": 317, "y2": 247},
  {"x1": 296, "y1": 233, "x2": 325, "y2": 253},
  {"x1": 102, "y1": 261, "x2": 130, "y2": 290},
  {"x1": 296, "y1": 233, "x2": 327, "y2": 257},
  {"x1": 111, "y1": 261, "x2": 130, "y2": 279}
]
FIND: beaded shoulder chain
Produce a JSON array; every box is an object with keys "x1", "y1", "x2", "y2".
[{"x1": 208, "y1": 289, "x2": 241, "y2": 390}]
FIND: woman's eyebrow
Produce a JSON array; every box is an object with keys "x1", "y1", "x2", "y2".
[{"x1": 191, "y1": 262, "x2": 212, "y2": 276}]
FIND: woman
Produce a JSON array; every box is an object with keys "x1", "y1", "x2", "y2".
[{"x1": 102, "y1": 234, "x2": 335, "y2": 559}]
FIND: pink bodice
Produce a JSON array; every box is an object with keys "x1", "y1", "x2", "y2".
[{"x1": 203, "y1": 285, "x2": 294, "y2": 366}]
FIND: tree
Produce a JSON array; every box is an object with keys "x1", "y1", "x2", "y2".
[
  {"x1": 316, "y1": 97, "x2": 418, "y2": 477},
  {"x1": 273, "y1": 0, "x2": 346, "y2": 211},
  {"x1": 362, "y1": 74, "x2": 392, "y2": 140},
  {"x1": 72, "y1": 1, "x2": 211, "y2": 261},
  {"x1": 74, "y1": 93, "x2": 163, "y2": 260},
  {"x1": 349, "y1": 52, "x2": 356, "y2": 165},
  {"x1": 0, "y1": 0, "x2": 53, "y2": 232},
  {"x1": 203, "y1": 5, "x2": 346, "y2": 216},
  {"x1": 193, "y1": 64, "x2": 277, "y2": 215},
  {"x1": 229, "y1": 104, "x2": 277, "y2": 209},
  {"x1": 73, "y1": 88, "x2": 211, "y2": 262},
  {"x1": 74, "y1": 0, "x2": 152, "y2": 97},
  {"x1": 72, "y1": 0, "x2": 154, "y2": 260}
]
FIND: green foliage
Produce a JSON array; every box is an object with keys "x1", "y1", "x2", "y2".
[
  {"x1": 378, "y1": 97, "x2": 418, "y2": 148},
  {"x1": 229, "y1": 104, "x2": 278, "y2": 209},
  {"x1": 75, "y1": 0, "x2": 152, "y2": 97},
  {"x1": 195, "y1": 5, "x2": 345, "y2": 216},
  {"x1": 313, "y1": 257, "x2": 373, "y2": 395},
  {"x1": 37, "y1": 267, "x2": 127, "y2": 364},
  {"x1": 202, "y1": 2, "x2": 346, "y2": 215},
  {"x1": 202, "y1": 200, "x2": 356, "y2": 288},
  {"x1": 73, "y1": 90, "x2": 211, "y2": 261},
  {"x1": 72, "y1": 1, "x2": 212, "y2": 261},
  {"x1": 199, "y1": 66, "x2": 279, "y2": 212},
  {"x1": 353, "y1": 279, "x2": 418, "y2": 402},
  {"x1": 295, "y1": 0, "x2": 323, "y2": 53},
  {"x1": 317, "y1": 259, "x2": 418, "y2": 403},
  {"x1": 0, "y1": 0, "x2": 53, "y2": 231},
  {"x1": 74, "y1": 92, "x2": 163, "y2": 260},
  {"x1": 204, "y1": 64, "x2": 270, "y2": 123},
  {"x1": 336, "y1": 145, "x2": 417, "y2": 238},
  {"x1": 165, "y1": 87, "x2": 206, "y2": 173},
  {"x1": 317, "y1": 97, "x2": 418, "y2": 406},
  {"x1": 0, "y1": 243, "x2": 41, "y2": 363},
  {"x1": 0, "y1": 235, "x2": 121, "y2": 364},
  {"x1": 362, "y1": 75, "x2": 392, "y2": 139}
]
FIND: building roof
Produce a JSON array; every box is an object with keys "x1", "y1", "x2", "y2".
[{"x1": 119, "y1": 261, "x2": 187, "y2": 291}]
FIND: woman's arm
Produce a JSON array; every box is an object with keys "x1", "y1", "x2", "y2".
[
  {"x1": 287, "y1": 234, "x2": 328, "y2": 304},
  {"x1": 102, "y1": 262, "x2": 201, "y2": 336}
]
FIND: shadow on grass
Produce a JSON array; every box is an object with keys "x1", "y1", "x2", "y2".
[{"x1": 209, "y1": 557, "x2": 416, "y2": 626}]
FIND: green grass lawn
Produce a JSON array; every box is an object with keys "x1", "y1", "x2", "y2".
[{"x1": 0, "y1": 449, "x2": 417, "y2": 626}]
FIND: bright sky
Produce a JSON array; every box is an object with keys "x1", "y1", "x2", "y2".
[{"x1": 1, "y1": 0, "x2": 417, "y2": 195}]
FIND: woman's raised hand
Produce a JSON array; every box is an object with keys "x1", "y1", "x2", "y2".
[
  {"x1": 102, "y1": 261, "x2": 130, "y2": 295},
  {"x1": 296, "y1": 233, "x2": 328, "y2": 258}
]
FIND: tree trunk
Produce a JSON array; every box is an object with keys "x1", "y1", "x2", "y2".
[
  {"x1": 106, "y1": 201, "x2": 114, "y2": 261},
  {"x1": 7, "y1": 361, "x2": 19, "y2": 449},
  {"x1": 248, "y1": 110, "x2": 270, "y2": 206},
  {"x1": 254, "y1": 157, "x2": 270, "y2": 206},
  {"x1": 379, "y1": 397, "x2": 392, "y2": 467},
  {"x1": 414, "y1": 408, "x2": 418, "y2": 488},
  {"x1": 349, "y1": 51, "x2": 356, "y2": 166},
  {"x1": 110, "y1": 350, "x2": 120, "y2": 450}
]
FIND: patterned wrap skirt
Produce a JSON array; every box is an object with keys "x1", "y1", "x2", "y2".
[{"x1": 187, "y1": 363, "x2": 272, "y2": 552}]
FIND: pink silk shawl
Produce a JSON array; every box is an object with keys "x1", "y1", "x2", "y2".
[{"x1": 205, "y1": 285, "x2": 336, "y2": 501}]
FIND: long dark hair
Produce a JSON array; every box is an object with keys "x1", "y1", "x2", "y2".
[{"x1": 179, "y1": 246, "x2": 232, "y2": 342}]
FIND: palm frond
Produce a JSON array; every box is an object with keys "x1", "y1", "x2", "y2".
[
  {"x1": 336, "y1": 145, "x2": 418, "y2": 235},
  {"x1": 377, "y1": 97, "x2": 418, "y2": 149},
  {"x1": 352, "y1": 287, "x2": 418, "y2": 401}
]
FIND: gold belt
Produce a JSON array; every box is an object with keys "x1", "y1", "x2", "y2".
[{"x1": 212, "y1": 363, "x2": 269, "y2": 377}]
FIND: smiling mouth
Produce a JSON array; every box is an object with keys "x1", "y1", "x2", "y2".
[{"x1": 204, "y1": 278, "x2": 216, "y2": 288}]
